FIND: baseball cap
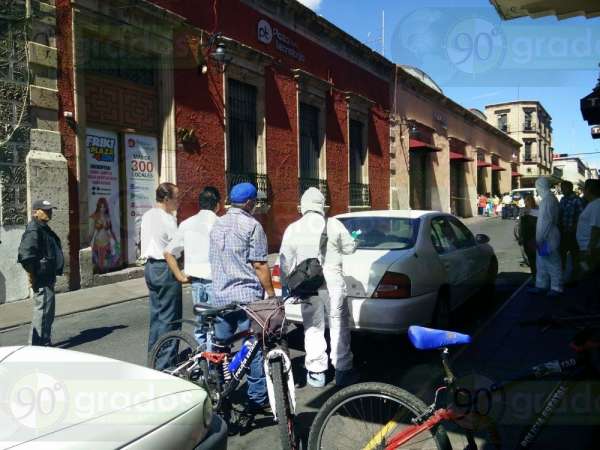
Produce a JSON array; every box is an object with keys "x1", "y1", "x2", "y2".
[
  {"x1": 229, "y1": 183, "x2": 257, "y2": 203},
  {"x1": 32, "y1": 199, "x2": 56, "y2": 211}
]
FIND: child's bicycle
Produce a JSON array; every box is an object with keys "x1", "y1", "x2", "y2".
[
  {"x1": 307, "y1": 321, "x2": 600, "y2": 450},
  {"x1": 149, "y1": 299, "x2": 298, "y2": 450}
]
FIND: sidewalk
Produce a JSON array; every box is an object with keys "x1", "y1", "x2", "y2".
[
  {"x1": 0, "y1": 254, "x2": 280, "y2": 333},
  {"x1": 451, "y1": 276, "x2": 599, "y2": 448},
  {"x1": 0, "y1": 278, "x2": 150, "y2": 332}
]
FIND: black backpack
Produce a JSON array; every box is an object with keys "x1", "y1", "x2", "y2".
[{"x1": 286, "y1": 219, "x2": 328, "y2": 298}]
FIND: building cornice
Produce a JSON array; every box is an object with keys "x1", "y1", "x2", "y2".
[
  {"x1": 395, "y1": 66, "x2": 522, "y2": 149},
  {"x1": 241, "y1": 0, "x2": 393, "y2": 81}
]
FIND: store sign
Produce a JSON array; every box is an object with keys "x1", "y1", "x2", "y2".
[
  {"x1": 125, "y1": 134, "x2": 159, "y2": 264},
  {"x1": 86, "y1": 129, "x2": 122, "y2": 272},
  {"x1": 257, "y1": 19, "x2": 305, "y2": 62}
]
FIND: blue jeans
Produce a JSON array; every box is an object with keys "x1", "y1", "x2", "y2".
[
  {"x1": 145, "y1": 260, "x2": 182, "y2": 370},
  {"x1": 191, "y1": 277, "x2": 213, "y2": 347},
  {"x1": 214, "y1": 308, "x2": 267, "y2": 407}
]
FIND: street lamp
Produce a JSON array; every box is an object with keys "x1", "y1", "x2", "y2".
[{"x1": 199, "y1": 32, "x2": 232, "y2": 74}]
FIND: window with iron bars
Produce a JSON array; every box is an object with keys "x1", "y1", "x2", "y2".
[
  {"x1": 524, "y1": 141, "x2": 532, "y2": 162},
  {"x1": 349, "y1": 119, "x2": 369, "y2": 206},
  {"x1": 299, "y1": 103, "x2": 327, "y2": 200},
  {"x1": 497, "y1": 114, "x2": 508, "y2": 132},
  {"x1": 227, "y1": 79, "x2": 262, "y2": 198}
]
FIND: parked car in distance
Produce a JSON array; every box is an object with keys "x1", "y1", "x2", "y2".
[
  {"x1": 0, "y1": 345, "x2": 227, "y2": 450},
  {"x1": 274, "y1": 210, "x2": 498, "y2": 334}
]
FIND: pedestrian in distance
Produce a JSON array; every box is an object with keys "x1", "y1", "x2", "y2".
[
  {"x1": 141, "y1": 182, "x2": 182, "y2": 370},
  {"x1": 165, "y1": 186, "x2": 222, "y2": 348},
  {"x1": 478, "y1": 194, "x2": 487, "y2": 216},
  {"x1": 486, "y1": 194, "x2": 494, "y2": 217},
  {"x1": 18, "y1": 199, "x2": 64, "y2": 346},
  {"x1": 279, "y1": 188, "x2": 359, "y2": 388},
  {"x1": 502, "y1": 192, "x2": 513, "y2": 220},
  {"x1": 519, "y1": 195, "x2": 538, "y2": 277},
  {"x1": 528, "y1": 177, "x2": 563, "y2": 297},
  {"x1": 558, "y1": 181, "x2": 586, "y2": 285},
  {"x1": 209, "y1": 182, "x2": 275, "y2": 414}
]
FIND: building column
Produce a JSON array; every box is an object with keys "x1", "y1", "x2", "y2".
[
  {"x1": 26, "y1": 1, "x2": 70, "y2": 292},
  {"x1": 430, "y1": 133, "x2": 450, "y2": 213},
  {"x1": 390, "y1": 114, "x2": 410, "y2": 210}
]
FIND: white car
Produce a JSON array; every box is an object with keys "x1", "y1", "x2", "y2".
[
  {"x1": 278, "y1": 210, "x2": 498, "y2": 334},
  {"x1": 0, "y1": 346, "x2": 227, "y2": 449}
]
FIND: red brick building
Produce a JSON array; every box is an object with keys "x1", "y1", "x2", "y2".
[{"x1": 55, "y1": 0, "x2": 392, "y2": 287}]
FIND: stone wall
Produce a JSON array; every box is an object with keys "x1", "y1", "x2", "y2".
[{"x1": 0, "y1": 0, "x2": 67, "y2": 303}]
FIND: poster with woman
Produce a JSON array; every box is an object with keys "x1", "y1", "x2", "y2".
[{"x1": 86, "y1": 128, "x2": 122, "y2": 272}]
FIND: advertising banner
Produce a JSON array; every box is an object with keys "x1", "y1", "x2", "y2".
[
  {"x1": 124, "y1": 134, "x2": 159, "y2": 264},
  {"x1": 86, "y1": 128, "x2": 122, "y2": 272}
]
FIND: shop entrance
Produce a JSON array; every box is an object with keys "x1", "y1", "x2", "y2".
[
  {"x1": 410, "y1": 151, "x2": 429, "y2": 210},
  {"x1": 83, "y1": 39, "x2": 160, "y2": 273}
]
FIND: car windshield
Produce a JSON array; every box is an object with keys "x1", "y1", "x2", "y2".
[{"x1": 338, "y1": 217, "x2": 420, "y2": 250}]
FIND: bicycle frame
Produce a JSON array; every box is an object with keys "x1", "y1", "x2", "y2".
[{"x1": 383, "y1": 349, "x2": 588, "y2": 450}]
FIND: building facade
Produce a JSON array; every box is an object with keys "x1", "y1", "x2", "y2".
[
  {"x1": 0, "y1": 0, "x2": 392, "y2": 303},
  {"x1": 485, "y1": 101, "x2": 554, "y2": 188},
  {"x1": 553, "y1": 156, "x2": 596, "y2": 190},
  {"x1": 391, "y1": 67, "x2": 521, "y2": 217}
]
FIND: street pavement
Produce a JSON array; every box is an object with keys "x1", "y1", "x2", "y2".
[{"x1": 0, "y1": 216, "x2": 535, "y2": 448}]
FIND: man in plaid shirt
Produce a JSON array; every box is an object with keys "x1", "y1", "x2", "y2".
[
  {"x1": 559, "y1": 181, "x2": 586, "y2": 282},
  {"x1": 209, "y1": 182, "x2": 275, "y2": 413}
]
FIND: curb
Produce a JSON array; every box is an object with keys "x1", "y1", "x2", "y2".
[
  {"x1": 451, "y1": 274, "x2": 532, "y2": 362},
  {"x1": 0, "y1": 285, "x2": 193, "y2": 333}
]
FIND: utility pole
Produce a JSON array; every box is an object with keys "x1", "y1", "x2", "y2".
[{"x1": 382, "y1": 10, "x2": 385, "y2": 56}]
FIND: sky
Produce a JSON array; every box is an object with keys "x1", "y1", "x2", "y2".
[{"x1": 297, "y1": 0, "x2": 600, "y2": 169}]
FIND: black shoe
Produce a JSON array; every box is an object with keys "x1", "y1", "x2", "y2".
[{"x1": 246, "y1": 400, "x2": 272, "y2": 416}]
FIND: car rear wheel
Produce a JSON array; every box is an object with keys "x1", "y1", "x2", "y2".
[
  {"x1": 481, "y1": 256, "x2": 498, "y2": 298},
  {"x1": 432, "y1": 289, "x2": 452, "y2": 329}
]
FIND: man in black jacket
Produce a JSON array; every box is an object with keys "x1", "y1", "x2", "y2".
[{"x1": 17, "y1": 199, "x2": 64, "y2": 346}]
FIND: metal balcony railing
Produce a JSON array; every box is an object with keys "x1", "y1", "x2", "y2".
[
  {"x1": 299, "y1": 177, "x2": 329, "y2": 203},
  {"x1": 226, "y1": 172, "x2": 270, "y2": 202},
  {"x1": 349, "y1": 182, "x2": 371, "y2": 207}
]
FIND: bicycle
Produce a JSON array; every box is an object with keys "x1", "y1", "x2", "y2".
[
  {"x1": 149, "y1": 300, "x2": 298, "y2": 450},
  {"x1": 307, "y1": 321, "x2": 600, "y2": 450}
]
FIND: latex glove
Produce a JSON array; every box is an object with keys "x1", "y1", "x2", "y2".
[{"x1": 351, "y1": 230, "x2": 362, "y2": 240}]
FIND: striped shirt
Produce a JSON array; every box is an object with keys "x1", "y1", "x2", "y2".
[{"x1": 209, "y1": 208, "x2": 268, "y2": 306}]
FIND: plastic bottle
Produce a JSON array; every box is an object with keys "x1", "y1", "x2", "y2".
[{"x1": 228, "y1": 339, "x2": 252, "y2": 373}]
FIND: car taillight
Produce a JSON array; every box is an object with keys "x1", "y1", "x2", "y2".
[
  {"x1": 271, "y1": 264, "x2": 281, "y2": 289},
  {"x1": 373, "y1": 272, "x2": 411, "y2": 299}
]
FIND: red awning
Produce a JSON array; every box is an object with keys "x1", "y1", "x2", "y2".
[
  {"x1": 410, "y1": 138, "x2": 441, "y2": 152},
  {"x1": 512, "y1": 171, "x2": 523, "y2": 177},
  {"x1": 450, "y1": 151, "x2": 474, "y2": 162},
  {"x1": 491, "y1": 164, "x2": 506, "y2": 172},
  {"x1": 477, "y1": 161, "x2": 492, "y2": 168}
]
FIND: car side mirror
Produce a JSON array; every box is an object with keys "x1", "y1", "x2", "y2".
[{"x1": 476, "y1": 234, "x2": 490, "y2": 244}]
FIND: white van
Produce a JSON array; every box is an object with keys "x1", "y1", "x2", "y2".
[{"x1": 511, "y1": 188, "x2": 540, "y2": 203}]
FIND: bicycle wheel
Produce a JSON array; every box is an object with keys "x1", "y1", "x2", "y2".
[
  {"x1": 270, "y1": 358, "x2": 297, "y2": 450},
  {"x1": 308, "y1": 382, "x2": 451, "y2": 450},
  {"x1": 148, "y1": 330, "x2": 198, "y2": 377}
]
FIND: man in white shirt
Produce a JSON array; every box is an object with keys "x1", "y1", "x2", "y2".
[
  {"x1": 165, "y1": 187, "x2": 221, "y2": 347},
  {"x1": 502, "y1": 193, "x2": 512, "y2": 220},
  {"x1": 577, "y1": 179, "x2": 600, "y2": 274},
  {"x1": 141, "y1": 182, "x2": 181, "y2": 370}
]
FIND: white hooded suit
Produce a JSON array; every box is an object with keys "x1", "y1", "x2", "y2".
[
  {"x1": 535, "y1": 177, "x2": 563, "y2": 292},
  {"x1": 279, "y1": 188, "x2": 357, "y2": 373}
]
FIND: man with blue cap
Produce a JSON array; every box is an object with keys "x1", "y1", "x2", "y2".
[{"x1": 209, "y1": 182, "x2": 275, "y2": 414}]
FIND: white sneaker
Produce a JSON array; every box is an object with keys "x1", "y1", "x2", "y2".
[{"x1": 307, "y1": 371, "x2": 326, "y2": 388}]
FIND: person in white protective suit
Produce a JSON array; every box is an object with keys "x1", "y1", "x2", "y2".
[
  {"x1": 528, "y1": 177, "x2": 563, "y2": 297},
  {"x1": 279, "y1": 188, "x2": 358, "y2": 388}
]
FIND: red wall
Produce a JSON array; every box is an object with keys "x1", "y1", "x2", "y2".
[
  {"x1": 157, "y1": 0, "x2": 390, "y2": 251},
  {"x1": 56, "y1": 0, "x2": 80, "y2": 289},
  {"x1": 57, "y1": 0, "x2": 391, "y2": 284}
]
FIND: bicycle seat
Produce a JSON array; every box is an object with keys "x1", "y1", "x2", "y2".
[
  {"x1": 408, "y1": 326, "x2": 471, "y2": 350},
  {"x1": 193, "y1": 303, "x2": 237, "y2": 318}
]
